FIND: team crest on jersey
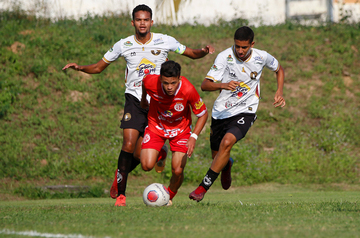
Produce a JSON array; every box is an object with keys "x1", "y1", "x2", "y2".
[
  {"x1": 151, "y1": 50, "x2": 161, "y2": 55},
  {"x1": 174, "y1": 102, "x2": 184, "y2": 112},
  {"x1": 250, "y1": 71, "x2": 258, "y2": 80},
  {"x1": 137, "y1": 58, "x2": 156, "y2": 76},
  {"x1": 124, "y1": 41, "x2": 133, "y2": 47},
  {"x1": 160, "y1": 110, "x2": 173, "y2": 118},
  {"x1": 143, "y1": 133, "x2": 150, "y2": 144},
  {"x1": 231, "y1": 82, "x2": 250, "y2": 99},
  {"x1": 124, "y1": 113, "x2": 131, "y2": 121},
  {"x1": 210, "y1": 65, "x2": 218, "y2": 71},
  {"x1": 194, "y1": 99, "x2": 204, "y2": 110},
  {"x1": 227, "y1": 54, "x2": 233, "y2": 62},
  {"x1": 225, "y1": 101, "x2": 232, "y2": 108}
]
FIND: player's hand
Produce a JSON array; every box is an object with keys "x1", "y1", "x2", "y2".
[
  {"x1": 186, "y1": 137, "x2": 197, "y2": 158},
  {"x1": 62, "y1": 63, "x2": 80, "y2": 71},
  {"x1": 273, "y1": 93, "x2": 286, "y2": 108},
  {"x1": 202, "y1": 45, "x2": 215, "y2": 54},
  {"x1": 223, "y1": 80, "x2": 239, "y2": 91}
]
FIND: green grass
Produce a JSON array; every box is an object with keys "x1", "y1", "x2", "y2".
[
  {"x1": 1, "y1": 184, "x2": 359, "y2": 238},
  {"x1": 1, "y1": 8, "x2": 360, "y2": 199}
]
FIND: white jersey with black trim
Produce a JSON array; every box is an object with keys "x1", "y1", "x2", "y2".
[
  {"x1": 102, "y1": 33, "x2": 186, "y2": 101},
  {"x1": 206, "y1": 47, "x2": 279, "y2": 120}
]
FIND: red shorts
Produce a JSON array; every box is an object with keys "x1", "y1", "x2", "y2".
[{"x1": 141, "y1": 127, "x2": 191, "y2": 153}]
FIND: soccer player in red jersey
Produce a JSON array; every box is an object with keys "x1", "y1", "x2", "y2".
[{"x1": 140, "y1": 60, "x2": 208, "y2": 205}]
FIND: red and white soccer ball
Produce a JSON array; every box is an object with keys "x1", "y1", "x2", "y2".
[{"x1": 143, "y1": 183, "x2": 170, "y2": 206}]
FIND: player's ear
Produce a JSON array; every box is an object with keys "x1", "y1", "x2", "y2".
[
  {"x1": 151, "y1": 20, "x2": 154, "y2": 27},
  {"x1": 251, "y1": 41, "x2": 255, "y2": 47},
  {"x1": 131, "y1": 20, "x2": 134, "y2": 27}
]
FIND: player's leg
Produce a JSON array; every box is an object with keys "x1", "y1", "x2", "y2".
[
  {"x1": 128, "y1": 135, "x2": 143, "y2": 173},
  {"x1": 111, "y1": 93, "x2": 148, "y2": 206},
  {"x1": 113, "y1": 128, "x2": 139, "y2": 206},
  {"x1": 189, "y1": 133, "x2": 236, "y2": 202},
  {"x1": 190, "y1": 114, "x2": 256, "y2": 202},
  {"x1": 140, "y1": 128, "x2": 166, "y2": 171},
  {"x1": 167, "y1": 151, "x2": 187, "y2": 203}
]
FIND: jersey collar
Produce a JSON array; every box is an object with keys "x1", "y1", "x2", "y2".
[
  {"x1": 232, "y1": 45, "x2": 253, "y2": 62},
  {"x1": 134, "y1": 33, "x2": 153, "y2": 45}
]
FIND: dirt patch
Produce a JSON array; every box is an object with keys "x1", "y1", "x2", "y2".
[
  {"x1": 9, "y1": 41, "x2": 26, "y2": 54},
  {"x1": 66, "y1": 90, "x2": 89, "y2": 102}
]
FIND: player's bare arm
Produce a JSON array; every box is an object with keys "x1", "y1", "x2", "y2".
[
  {"x1": 186, "y1": 110, "x2": 208, "y2": 158},
  {"x1": 62, "y1": 59, "x2": 109, "y2": 74},
  {"x1": 182, "y1": 45, "x2": 215, "y2": 59},
  {"x1": 273, "y1": 64, "x2": 286, "y2": 108},
  {"x1": 201, "y1": 78, "x2": 239, "y2": 92}
]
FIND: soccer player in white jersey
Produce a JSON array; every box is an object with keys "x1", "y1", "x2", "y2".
[
  {"x1": 189, "y1": 26, "x2": 286, "y2": 202},
  {"x1": 62, "y1": 4, "x2": 214, "y2": 206}
]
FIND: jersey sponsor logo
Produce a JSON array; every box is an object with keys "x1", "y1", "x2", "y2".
[
  {"x1": 270, "y1": 57, "x2": 276, "y2": 67},
  {"x1": 254, "y1": 56, "x2": 263, "y2": 63},
  {"x1": 174, "y1": 102, "x2": 184, "y2": 112},
  {"x1": 124, "y1": 113, "x2": 131, "y2": 121},
  {"x1": 151, "y1": 50, "x2": 161, "y2": 55},
  {"x1": 231, "y1": 82, "x2": 250, "y2": 99},
  {"x1": 143, "y1": 133, "x2": 150, "y2": 144},
  {"x1": 210, "y1": 64, "x2": 218, "y2": 71},
  {"x1": 250, "y1": 71, "x2": 258, "y2": 80},
  {"x1": 248, "y1": 107, "x2": 253, "y2": 111},
  {"x1": 109, "y1": 46, "x2": 114, "y2": 52},
  {"x1": 225, "y1": 101, "x2": 232, "y2": 108},
  {"x1": 153, "y1": 38, "x2": 164, "y2": 45},
  {"x1": 160, "y1": 110, "x2": 173, "y2": 118},
  {"x1": 131, "y1": 52, "x2": 136, "y2": 56},
  {"x1": 137, "y1": 58, "x2": 156, "y2": 77},
  {"x1": 133, "y1": 81, "x2": 142, "y2": 87},
  {"x1": 124, "y1": 41, "x2": 133, "y2": 47},
  {"x1": 156, "y1": 124, "x2": 181, "y2": 137},
  {"x1": 177, "y1": 139, "x2": 188, "y2": 146},
  {"x1": 229, "y1": 71, "x2": 237, "y2": 78},
  {"x1": 174, "y1": 97, "x2": 184, "y2": 101},
  {"x1": 194, "y1": 99, "x2": 204, "y2": 110}
]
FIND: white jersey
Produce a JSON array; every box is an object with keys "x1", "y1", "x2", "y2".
[
  {"x1": 206, "y1": 47, "x2": 279, "y2": 120},
  {"x1": 103, "y1": 33, "x2": 186, "y2": 101}
]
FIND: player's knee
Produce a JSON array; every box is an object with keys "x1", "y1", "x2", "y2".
[
  {"x1": 121, "y1": 140, "x2": 136, "y2": 152},
  {"x1": 172, "y1": 167, "x2": 184, "y2": 177},
  {"x1": 220, "y1": 138, "x2": 235, "y2": 151}
]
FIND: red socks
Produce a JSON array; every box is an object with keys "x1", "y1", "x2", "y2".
[{"x1": 167, "y1": 187, "x2": 177, "y2": 200}]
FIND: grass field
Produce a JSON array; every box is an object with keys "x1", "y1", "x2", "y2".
[{"x1": 1, "y1": 184, "x2": 359, "y2": 238}]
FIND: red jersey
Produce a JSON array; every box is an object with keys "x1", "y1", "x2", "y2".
[{"x1": 143, "y1": 74, "x2": 207, "y2": 138}]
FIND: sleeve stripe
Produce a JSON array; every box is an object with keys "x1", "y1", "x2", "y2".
[
  {"x1": 102, "y1": 57, "x2": 112, "y2": 64},
  {"x1": 195, "y1": 109, "x2": 207, "y2": 117}
]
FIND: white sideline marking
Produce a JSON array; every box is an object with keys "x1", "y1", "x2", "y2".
[{"x1": 0, "y1": 229, "x2": 110, "y2": 238}]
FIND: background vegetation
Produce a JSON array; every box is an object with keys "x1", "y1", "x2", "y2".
[{"x1": 1, "y1": 8, "x2": 360, "y2": 199}]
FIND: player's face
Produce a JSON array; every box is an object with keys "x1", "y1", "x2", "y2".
[
  {"x1": 131, "y1": 11, "x2": 153, "y2": 37},
  {"x1": 234, "y1": 39, "x2": 255, "y2": 61},
  {"x1": 160, "y1": 75, "x2": 181, "y2": 96}
]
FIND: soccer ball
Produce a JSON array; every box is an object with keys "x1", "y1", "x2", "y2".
[{"x1": 143, "y1": 183, "x2": 170, "y2": 206}]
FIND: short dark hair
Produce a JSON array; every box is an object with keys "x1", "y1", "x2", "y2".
[
  {"x1": 160, "y1": 60, "x2": 181, "y2": 77},
  {"x1": 132, "y1": 4, "x2": 152, "y2": 20},
  {"x1": 234, "y1": 26, "x2": 254, "y2": 43}
]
